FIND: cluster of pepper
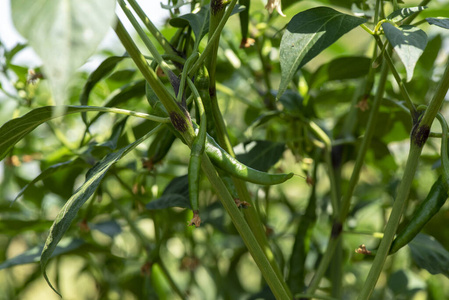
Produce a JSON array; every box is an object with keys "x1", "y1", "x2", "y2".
[{"x1": 146, "y1": 59, "x2": 293, "y2": 227}]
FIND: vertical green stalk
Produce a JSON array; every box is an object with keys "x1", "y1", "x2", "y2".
[
  {"x1": 358, "y1": 59, "x2": 449, "y2": 300},
  {"x1": 306, "y1": 57, "x2": 390, "y2": 296},
  {"x1": 205, "y1": 1, "x2": 291, "y2": 295}
]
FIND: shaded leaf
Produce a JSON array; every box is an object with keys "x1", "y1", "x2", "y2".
[
  {"x1": 386, "y1": 6, "x2": 427, "y2": 23},
  {"x1": 11, "y1": 0, "x2": 116, "y2": 107},
  {"x1": 90, "y1": 220, "x2": 122, "y2": 237},
  {"x1": 146, "y1": 175, "x2": 190, "y2": 209},
  {"x1": 308, "y1": 56, "x2": 371, "y2": 89},
  {"x1": 235, "y1": 141, "x2": 286, "y2": 172},
  {"x1": 426, "y1": 18, "x2": 449, "y2": 29},
  {"x1": 409, "y1": 233, "x2": 449, "y2": 277},
  {"x1": 278, "y1": 7, "x2": 366, "y2": 98},
  {"x1": 40, "y1": 125, "x2": 161, "y2": 295},
  {"x1": 146, "y1": 194, "x2": 191, "y2": 209},
  {"x1": 382, "y1": 23, "x2": 427, "y2": 82},
  {"x1": 0, "y1": 238, "x2": 84, "y2": 270}
]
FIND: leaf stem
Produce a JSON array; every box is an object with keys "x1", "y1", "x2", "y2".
[{"x1": 374, "y1": 36, "x2": 418, "y2": 121}]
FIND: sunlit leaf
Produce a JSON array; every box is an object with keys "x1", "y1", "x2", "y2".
[
  {"x1": 386, "y1": 6, "x2": 427, "y2": 23},
  {"x1": 11, "y1": 0, "x2": 116, "y2": 107},
  {"x1": 382, "y1": 23, "x2": 427, "y2": 82},
  {"x1": 278, "y1": 6, "x2": 366, "y2": 98}
]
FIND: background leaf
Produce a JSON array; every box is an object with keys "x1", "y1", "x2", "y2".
[
  {"x1": 40, "y1": 125, "x2": 160, "y2": 295},
  {"x1": 146, "y1": 175, "x2": 190, "y2": 209},
  {"x1": 278, "y1": 6, "x2": 366, "y2": 98},
  {"x1": 409, "y1": 234, "x2": 449, "y2": 277},
  {"x1": 235, "y1": 140, "x2": 286, "y2": 172},
  {"x1": 382, "y1": 23, "x2": 428, "y2": 82},
  {"x1": 11, "y1": 0, "x2": 116, "y2": 106}
]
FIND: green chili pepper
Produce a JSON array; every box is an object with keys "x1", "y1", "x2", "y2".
[
  {"x1": 187, "y1": 78, "x2": 207, "y2": 227},
  {"x1": 205, "y1": 134, "x2": 294, "y2": 185},
  {"x1": 389, "y1": 175, "x2": 448, "y2": 254}
]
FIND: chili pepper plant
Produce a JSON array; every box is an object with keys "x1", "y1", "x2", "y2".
[{"x1": 1, "y1": 0, "x2": 449, "y2": 299}]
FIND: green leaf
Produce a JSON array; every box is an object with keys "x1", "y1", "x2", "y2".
[
  {"x1": 235, "y1": 141, "x2": 286, "y2": 172},
  {"x1": 169, "y1": 6, "x2": 210, "y2": 44},
  {"x1": 278, "y1": 7, "x2": 366, "y2": 98},
  {"x1": 426, "y1": 18, "x2": 449, "y2": 29},
  {"x1": 146, "y1": 195, "x2": 191, "y2": 209},
  {"x1": 88, "y1": 80, "x2": 146, "y2": 126},
  {"x1": 386, "y1": 6, "x2": 427, "y2": 23},
  {"x1": 80, "y1": 55, "x2": 127, "y2": 124},
  {"x1": 409, "y1": 233, "x2": 449, "y2": 277},
  {"x1": 382, "y1": 23, "x2": 427, "y2": 82},
  {"x1": 308, "y1": 56, "x2": 371, "y2": 89},
  {"x1": 11, "y1": 0, "x2": 116, "y2": 106},
  {"x1": 40, "y1": 125, "x2": 161, "y2": 296},
  {"x1": 146, "y1": 175, "x2": 190, "y2": 209},
  {"x1": 90, "y1": 220, "x2": 122, "y2": 237},
  {"x1": 0, "y1": 238, "x2": 84, "y2": 270},
  {"x1": 0, "y1": 105, "x2": 154, "y2": 161}
]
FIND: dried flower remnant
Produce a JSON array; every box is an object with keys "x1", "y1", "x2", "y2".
[{"x1": 265, "y1": 0, "x2": 286, "y2": 17}]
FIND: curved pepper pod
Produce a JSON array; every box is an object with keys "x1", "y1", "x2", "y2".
[{"x1": 205, "y1": 135, "x2": 294, "y2": 185}]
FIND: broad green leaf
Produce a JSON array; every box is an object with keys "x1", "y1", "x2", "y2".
[
  {"x1": 386, "y1": 6, "x2": 427, "y2": 23},
  {"x1": 409, "y1": 233, "x2": 449, "y2": 277},
  {"x1": 0, "y1": 105, "x2": 159, "y2": 161},
  {"x1": 308, "y1": 56, "x2": 371, "y2": 89},
  {"x1": 278, "y1": 7, "x2": 366, "y2": 98},
  {"x1": 426, "y1": 18, "x2": 449, "y2": 29},
  {"x1": 382, "y1": 23, "x2": 427, "y2": 82},
  {"x1": 0, "y1": 238, "x2": 84, "y2": 270},
  {"x1": 235, "y1": 141, "x2": 286, "y2": 172},
  {"x1": 11, "y1": 0, "x2": 116, "y2": 107},
  {"x1": 40, "y1": 124, "x2": 162, "y2": 296}
]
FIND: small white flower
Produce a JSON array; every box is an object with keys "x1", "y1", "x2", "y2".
[{"x1": 265, "y1": 0, "x2": 286, "y2": 17}]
